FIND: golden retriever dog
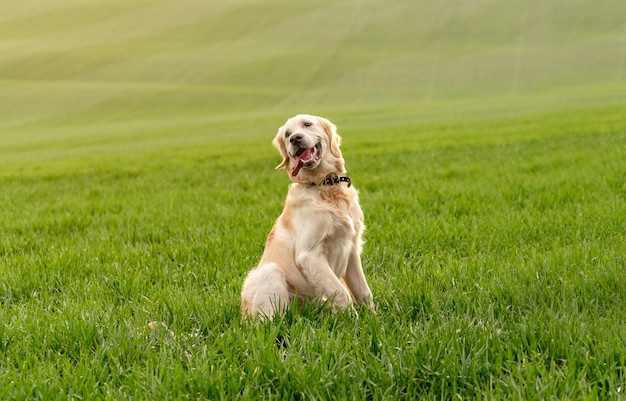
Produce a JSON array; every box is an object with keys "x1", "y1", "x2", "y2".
[{"x1": 241, "y1": 114, "x2": 374, "y2": 320}]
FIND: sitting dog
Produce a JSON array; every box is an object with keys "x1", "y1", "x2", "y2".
[{"x1": 241, "y1": 114, "x2": 374, "y2": 320}]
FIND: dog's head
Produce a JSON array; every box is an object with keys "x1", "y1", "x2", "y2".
[{"x1": 273, "y1": 114, "x2": 345, "y2": 182}]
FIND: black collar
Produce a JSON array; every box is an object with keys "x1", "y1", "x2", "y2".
[{"x1": 310, "y1": 175, "x2": 352, "y2": 188}]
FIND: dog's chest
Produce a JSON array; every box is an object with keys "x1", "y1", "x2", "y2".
[
  {"x1": 283, "y1": 185, "x2": 363, "y2": 278},
  {"x1": 316, "y1": 186, "x2": 361, "y2": 232},
  {"x1": 287, "y1": 184, "x2": 363, "y2": 242},
  {"x1": 325, "y1": 199, "x2": 359, "y2": 239}
]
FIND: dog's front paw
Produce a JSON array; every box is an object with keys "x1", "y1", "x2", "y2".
[
  {"x1": 362, "y1": 294, "x2": 375, "y2": 312},
  {"x1": 328, "y1": 290, "x2": 354, "y2": 312},
  {"x1": 331, "y1": 288, "x2": 353, "y2": 310}
]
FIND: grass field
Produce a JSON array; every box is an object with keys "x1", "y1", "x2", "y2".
[{"x1": 1, "y1": 0, "x2": 625, "y2": 399}]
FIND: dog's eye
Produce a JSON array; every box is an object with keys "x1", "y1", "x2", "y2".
[
  {"x1": 284, "y1": 130, "x2": 291, "y2": 138},
  {"x1": 303, "y1": 121, "x2": 312, "y2": 127}
]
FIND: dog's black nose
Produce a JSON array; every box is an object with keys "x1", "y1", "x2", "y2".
[{"x1": 290, "y1": 134, "x2": 303, "y2": 144}]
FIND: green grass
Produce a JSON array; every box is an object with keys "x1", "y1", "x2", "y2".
[{"x1": 1, "y1": 0, "x2": 626, "y2": 399}]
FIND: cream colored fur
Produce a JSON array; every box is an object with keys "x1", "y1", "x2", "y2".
[{"x1": 241, "y1": 114, "x2": 374, "y2": 320}]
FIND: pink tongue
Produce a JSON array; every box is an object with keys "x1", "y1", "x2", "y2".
[{"x1": 291, "y1": 148, "x2": 312, "y2": 177}]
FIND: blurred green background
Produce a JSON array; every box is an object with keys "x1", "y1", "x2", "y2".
[{"x1": 1, "y1": 0, "x2": 624, "y2": 164}]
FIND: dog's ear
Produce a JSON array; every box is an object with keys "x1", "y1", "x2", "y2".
[
  {"x1": 272, "y1": 126, "x2": 289, "y2": 170},
  {"x1": 317, "y1": 116, "x2": 342, "y2": 158}
]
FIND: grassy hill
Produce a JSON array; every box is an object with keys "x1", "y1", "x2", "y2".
[
  {"x1": 1, "y1": 0, "x2": 624, "y2": 164},
  {"x1": 0, "y1": 1, "x2": 625, "y2": 399}
]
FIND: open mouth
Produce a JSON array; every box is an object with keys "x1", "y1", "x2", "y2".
[{"x1": 291, "y1": 142, "x2": 322, "y2": 177}]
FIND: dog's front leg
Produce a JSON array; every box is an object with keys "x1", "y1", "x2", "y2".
[
  {"x1": 344, "y1": 250, "x2": 374, "y2": 309},
  {"x1": 292, "y1": 211, "x2": 353, "y2": 309},
  {"x1": 294, "y1": 248, "x2": 353, "y2": 309}
]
